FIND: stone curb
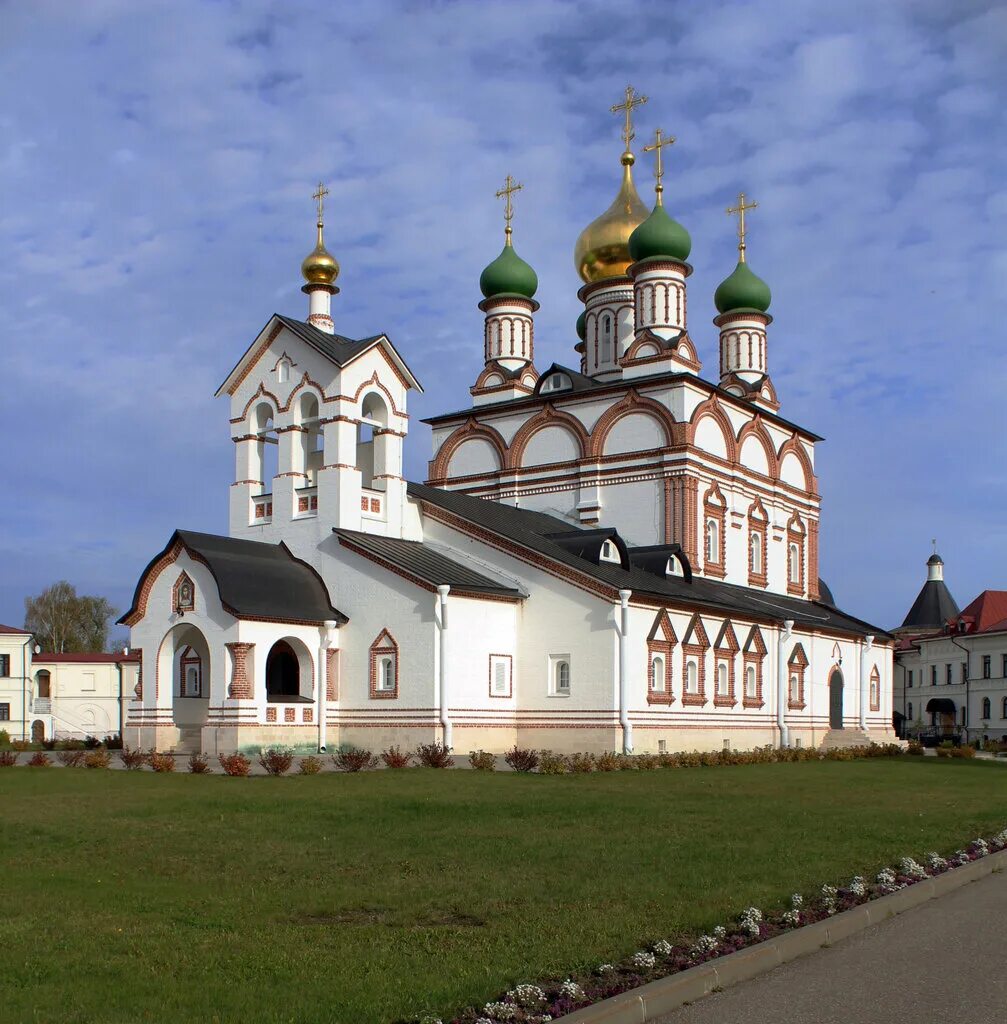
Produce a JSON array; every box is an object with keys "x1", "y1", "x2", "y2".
[{"x1": 554, "y1": 848, "x2": 1007, "y2": 1024}]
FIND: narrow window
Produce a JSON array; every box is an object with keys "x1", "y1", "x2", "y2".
[
  {"x1": 601, "y1": 315, "x2": 613, "y2": 364},
  {"x1": 651, "y1": 655, "x2": 665, "y2": 692},
  {"x1": 0, "y1": 654, "x2": 9, "y2": 676},
  {"x1": 982, "y1": 697, "x2": 991, "y2": 720},
  {"x1": 908, "y1": 701, "x2": 913, "y2": 721},
  {"x1": 658, "y1": 739, "x2": 667, "y2": 754},
  {"x1": 686, "y1": 659, "x2": 698, "y2": 694},
  {"x1": 1002, "y1": 697, "x2": 1007, "y2": 720},
  {"x1": 945, "y1": 663, "x2": 952, "y2": 685},
  {"x1": 379, "y1": 657, "x2": 394, "y2": 691},
  {"x1": 745, "y1": 665, "x2": 757, "y2": 698},
  {"x1": 716, "y1": 661, "x2": 728, "y2": 696},
  {"x1": 705, "y1": 518, "x2": 719, "y2": 564},
  {"x1": 0, "y1": 703, "x2": 9, "y2": 721},
  {"x1": 749, "y1": 531, "x2": 762, "y2": 574},
  {"x1": 1002, "y1": 655, "x2": 1007, "y2": 678},
  {"x1": 554, "y1": 659, "x2": 571, "y2": 694},
  {"x1": 490, "y1": 656, "x2": 511, "y2": 697},
  {"x1": 961, "y1": 662, "x2": 968, "y2": 683},
  {"x1": 788, "y1": 542, "x2": 801, "y2": 584},
  {"x1": 277, "y1": 358, "x2": 290, "y2": 384},
  {"x1": 908, "y1": 670, "x2": 914, "y2": 688},
  {"x1": 931, "y1": 665, "x2": 937, "y2": 686},
  {"x1": 983, "y1": 655, "x2": 991, "y2": 679},
  {"x1": 789, "y1": 672, "x2": 799, "y2": 703}
]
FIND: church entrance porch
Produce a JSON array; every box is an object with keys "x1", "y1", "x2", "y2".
[{"x1": 161, "y1": 623, "x2": 211, "y2": 753}]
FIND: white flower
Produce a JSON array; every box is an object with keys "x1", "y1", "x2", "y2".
[
  {"x1": 819, "y1": 884, "x2": 838, "y2": 914},
  {"x1": 558, "y1": 980, "x2": 584, "y2": 1002},
  {"x1": 790, "y1": 893, "x2": 803, "y2": 909},
  {"x1": 629, "y1": 951, "x2": 656, "y2": 969},
  {"x1": 848, "y1": 876, "x2": 867, "y2": 897},
  {"x1": 991, "y1": 829, "x2": 1007, "y2": 849},
  {"x1": 899, "y1": 857, "x2": 927, "y2": 880},
  {"x1": 483, "y1": 1003, "x2": 517, "y2": 1020},
  {"x1": 781, "y1": 909, "x2": 800, "y2": 927},
  {"x1": 951, "y1": 849, "x2": 970, "y2": 866},
  {"x1": 925, "y1": 852, "x2": 947, "y2": 872},
  {"x1": 475, "y1": 1018, "x2": 495, "y2": 1024},
  {"x1": 738, "y1": 907, "x2": 763, "y2": 937},
  {"x1": 972, "y1": 838, "x2": 989, "y2": 857},
  {"x1": 652, "y1": 939, "x2": 673, "y2": 956},
  {"x1": 509, "y1": 985, "x2": 546, "y2": 1008},
  {"x1": 527, "y1": 1017, "x2": 552, "y2": 1024},
  {"x1": 418, "y1": 1016, "x2": 443, "y2": 1024},
  {"x1": 595, "y1": 964, "x2": 615, "y2": 974},
  {"x1": 690, "y1": 934, "x2": 718, "y2": 957},
  {"x1": 712, "y1": 925, "x2": 727, "y2": 940}
]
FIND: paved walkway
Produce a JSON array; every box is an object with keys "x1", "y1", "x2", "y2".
[{"x1": 657, "y1": 869, "x2": 1007, "y2": 1024}]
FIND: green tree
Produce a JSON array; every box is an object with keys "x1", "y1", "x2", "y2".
[{"x1": 23, "y1": 582, "x2": 118, "y2": 654}]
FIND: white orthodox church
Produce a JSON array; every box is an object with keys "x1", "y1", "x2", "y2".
[{"x1": 121, "y1": 91, "x2": 895, "y2": 756}]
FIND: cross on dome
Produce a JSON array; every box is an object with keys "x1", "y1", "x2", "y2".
[
  {"x1": 313, "y1": 181, "x2": 329, "y2": 227},
  {"x1": 642, "y1": 127, "x2": 676, "y2": 205},
  {"x1": 495, "y1": 174, "x2": 523, "y2": 241},
  {"x1": 727, "y1": 191, "x2": 758, "y2": 263},
  {"x1": 610, "y1": 85, "x2": 648, "y2": 150}
]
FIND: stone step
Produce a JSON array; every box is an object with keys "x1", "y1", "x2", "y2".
[{"x1": 820, "y1": 728, "x2": 872, "y2": 750}]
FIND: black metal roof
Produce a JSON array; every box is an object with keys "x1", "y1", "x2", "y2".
[
  {"x1": 533, "y1": 363, "x2": 605, "y2": 396},
  {"x1": 408, "y1": 483, "x2": 885, "y2": 638},
  {"x1": 900, "y1": 579, "x2": 960, "y2": 631},
  {"x1": 119, "y1": 530, "x2": 345, "y2": 626},
  {"x1": 333, "y1": 529, "x2": 524, "y2": 598}
]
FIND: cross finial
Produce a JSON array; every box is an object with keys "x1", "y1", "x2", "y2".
[
  {"x1": 610, "y1": 84, "x2": 648, "y2": 150},
  {"x1": 932, "y1": 537, "x2": 938, "y2": 555},
  {"x1": 642, "y1": 127, "x2": 676, "y2": 205},
  {"x1": 726, "y1": 191, "x2": 758, "y2": 263},
  {"x1": 313, "y1": 182, "x2": 329, "y2": 227},
  {"x1": 495, "y1": 174, "x2": 523, "y2": 243}
]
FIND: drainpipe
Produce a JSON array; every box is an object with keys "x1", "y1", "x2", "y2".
[
  {"x1": 950, "y1": 631, "x2": 970, "y2": 743},
  {"x1": 21, "y1": 636, "x2": 33, "y2": 742},
  {"x1": 436, "y1": 586, "x2": 452, "y2": 749},
  {"x1": 859, "y1": 635, "x2": 874, "y2": 733},
  {"x1": 777, "y1": 620, "x2": 794, "y2": 748},
  {"x1": 617, "y1": 589, "x2": 632, "y2": 754},
  {"x1": 317, "y1": 620, "x2": 338, "y2": 752}
]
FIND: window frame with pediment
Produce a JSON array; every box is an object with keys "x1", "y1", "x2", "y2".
[
  {"x1": 747, "y1": 499, "x2": 768, "y2": 588},
  {"x1": 681, "y1": 613, "x2": 710, "y2": 707},
  {"x1": 742, "y1": 625, "x2": 768, "y2": 709},
  {"x1": 787, "y1": 643, "x2": 809, "y2": 711},
  {"x1": 786, "y1": 513, "x2": 806, "y2": 597},
  {"x1": 702, "y1": 485, "x2": 727, "y2": 579},
  {"x1": 713, "y1": 620, "x2": 740, "y2": 708},
  {"x1": 646, "y1": 610, "x2": 678, "y2": 706}
]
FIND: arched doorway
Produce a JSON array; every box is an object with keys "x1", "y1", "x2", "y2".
[
  {"x1": 157, "y1": 622, "x2": 212, "y2": 752},
  {"x1": 31, "y1": 720, "x2": 44, "y2": 743},
  {"x1": 36, "y1": 671, "x2": 51, "y2": 699},
  {"x1": 829, "y1": 668, "x2": 844, "y2": 729},
  {"x1": 266, "y1": 641, "x2": 300, "y2": 698}
]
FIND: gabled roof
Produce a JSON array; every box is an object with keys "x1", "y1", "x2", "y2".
[
  {"x1": 408, "y1": 482, "x2": 886, "y2": 638},
  {"x1": 900, "y1": 578, "x2": 960, "y2": 631},
  {"x1": 333, "y1": 530, "x2": 524, "y2": 599},
  {"x1": 35, "y1": 652, "x2": 141, "y2": 664},
  {"x1": 0, "y1": 623, "x2": 30, "y2": 636},
  {"x1": 955, "y1": 590, "x2": 1007, "y2": 635},
  {"x1": 215, "y1": 314, "x2": 423, "y2": 397},
  {"x1": 119, "y1": 530, "x2": 346, "y2": 627},
  {"x1": 533, "y1": 363, "x2": 604, "y2": 397}
]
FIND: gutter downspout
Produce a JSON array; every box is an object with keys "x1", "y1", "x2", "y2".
[
  {"x1": 859, "y1": 635, "x2": 874, "y2": 733},
  {"x1": 777, "y1": 620, "x2": 794, "y2": 748},
  {"x1": 22, "y1": 636, "x2": 33, "y2": 742},
  {"x1": 950, "y1": 631, "x2": 970, "y2": 742},
  {"x1": 617, "y1": 589, "x2": 632, "y2": 755},
  {"x1": 436, "y1": 586, "x2": 452, "y2": 749},
  {"x1": 317, "y1": 620, "x2": 338, "y2": 752}
]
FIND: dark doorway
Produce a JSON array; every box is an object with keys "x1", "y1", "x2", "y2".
[
  {"x1": 31, "y1": 720, "x2": 44, "y2": 743},
  {"x1": 36, "y1": 671, "x2": 50, "y2": 699},
  {"x1": 266, "y1": 641, "x2": 299, "y2": 699},
  {"x1": 829, "y1": 669, "x2": 844, "y2": 729}
]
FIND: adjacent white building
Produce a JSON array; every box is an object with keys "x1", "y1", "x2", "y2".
[{"x1": 121, "y1": 104, "x2": 895, "y2": 757}]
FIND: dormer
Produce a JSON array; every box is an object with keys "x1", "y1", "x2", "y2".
[
  {"x1": 546, "y1": 527, "x2": 630, "y2": 570},
  {"x1": 627, "y1": 544, "x2": 693, "y2": 582}
]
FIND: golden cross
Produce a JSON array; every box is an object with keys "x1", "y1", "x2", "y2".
[
  {"x1": 610, "y1": 84, "x2": 648, "y2": 149},
  {"x1": 495, "y1": 174, "x2": 523, "y2": 238},
  {"x1": 313, "y1": 181, "x2": 329, "y2": 226},
  {"x1": 726, "y1": 191, "x2": 758, "y2": 262},
  {"x1": 642, "y1": 127, "x2": 676, "y2": 203}
]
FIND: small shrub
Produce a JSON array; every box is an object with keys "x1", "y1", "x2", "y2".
[
  {"x1": 55, "y1": 740, "x2": 85, "y2": 751},
  {"x1": 57, "y1": 749, "x2": 85, "y2": 767},
  {"x1": 636, "y1": 753, "x2": 659, "y2": 770},
  {"x1": 907, "y1": 740, "x2": 924, "y2": 756},
  {"x1": 380, "y1": 745, "x2": 412, "y2": 769},
  {"x1": 258, "y1": 746, "x2": 294, "y2": 776},
  {"x1": 149, "y1": 750, "x2": 177, "y2": 773},
  {"x1": 298, "y1": 755, "x2": 323, "y2": 775},
  {"x1": 0, "y1": 728, "x2": 9, "y2": 747},
  {"x1": 103, "y1": 734, "x2": 123, "y2": 750},
  {"x1": 504, "y1": 746, "x2": 539, "y2": 772},
  {"x1": 416, "y1": 742, "x2": 454, "y2": 768},
  {"x1": 332, "y1": 747, "x2": 378, "y2": 772},
  {"x1": 218, "y1": 753, "x2": 251, "y2": 776},
  {"x1": 939, "y1": 739, "x2": 955, "y2": 749},
  {"x1": 596, "y1": 750, "x2": 619, "y2": 771},
  {"x1": 188, "y1": 752, "x2": 210, "y2": 774},
  {"x1": 41, "y1": 738, "x2": 57, "y2": 751},
  {"x1": 84, "y1": 748, "x2": 111, "y2": 769},
  {"x1": 120, "y1": 746, "x2": 148, "y2": 770},
  {"x1": 538, "y1": 751, "x2": 568, "y2": 774},
  {"x1": 951, "y1": 745, "x2": 976, "y2": 759},
  {"x1": 0, "y1": 750, "x2": 18, "y2": 767},
  {"x1": 567, "y1": 751, "x2": 596, "y2": 773},
  {"x1": 469, "y1": 750, "x2": 496, "y2": 771},
  {"x1": 28, "y1": 751, "x2": 51, "y2": 767},
  {"x1": 11, "y1": 739, "x2": 31, "y2": 752},
  {"x1": 615, "y1": 753, "x2": 637, "y2": 770},
  {"x1": 83, "y1": 735, "x2": 102, "y2": 750},
  {"x1": 935, "y1": 746, "x2": 952, "y2": 759}
]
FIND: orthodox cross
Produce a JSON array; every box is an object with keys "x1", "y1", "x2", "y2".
[
  {"x1": 313, "y1": 182, "x2": 329, "y2": 226},
  {"x1": 495, "y1": 174, "x2": 523, "y2": 239},
  {"x1": 642, "y1": 127, "x2": 676, "y2": 204},
  {"x1": 610, "y1": 85, "x2": 648, "y2": 149},
  {"x1": 932, "y1": 538, "x2": 938, "y2": 555},
  {"x1": 727, "y1": 191, "x2": 758, "y2": 262}
]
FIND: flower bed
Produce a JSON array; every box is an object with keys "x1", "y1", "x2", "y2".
[{"x1": 409, "y1": 827, "x2": 1007, "y2": 1024}]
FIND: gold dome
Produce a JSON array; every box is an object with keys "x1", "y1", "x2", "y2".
[
  {"x1": 574, "y1": 151, "x2": 650, "y2": 284},
  {"x1": 301, "y1": 223, "x2": 340, "y2": 286}
]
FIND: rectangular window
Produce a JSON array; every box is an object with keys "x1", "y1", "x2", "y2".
[
  {"x1": 1002, "y1": 654, "x2": 1007, "y2": 679},
  {"x1": 489, "y1": 655, "x2": 512, "y2": 698},
  {"x1": 0, "y1": 703, "x2": 9, "y2": 721},
  {"x1": 983, "y1": 655, "x2": 991, "y2": 679},
  {"x1": 931, "y1": 665, "x2": 937, "y2": 686},
  {"x1": 961, "y1": 662, "x2": 968, "y2": 684},
  {"x1": 946, "y1": 663, "x2": 952, "y2": 685},
  {"x1": 658, "y1": 740, "x2": 667, "y2": 754},
  {"x1": 549, "y1": 655, "x2": 571, "y2": 696},
  {"x1": 0, "y1": 654, "x2": 9, "y2": 677},
  {"x1": 82, "y1": 671, "x2": 96, "y2": 692},
  {"x1": 907, "y1": 670, "x2": 913, "y2": 688}
]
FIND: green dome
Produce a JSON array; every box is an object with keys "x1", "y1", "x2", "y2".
[
  {"x1": 576, "y1": 310, "x2": 586, "y2": 341},
  {"x1": 479, "y1": 240, "x2": 538, "y2": 299},
  {"x1": 714, "y1": 260, "x2": 771, "y2": 314},
  {"x1": 628, "y1": 202, "x2": 692, "y2": 263}
]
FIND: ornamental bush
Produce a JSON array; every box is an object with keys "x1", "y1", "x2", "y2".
[
  {"x1": 258, "y1": 746, "x2": 294, "y2": 776},
  {"x1": 595, "y1": 751, "x2": 619, "y2": 771},
  {"x1": 120, "y1": 746, "x2": 147, "y2": 770},
  {"x1": 0, "y1": 729, "x2": 9, "y2": 747},
  {"x1": 56, "y1": 749, "x2": 85, "y2": 767},
  {"x1": 84, "y1": 748, "x2": 111, "y2": 769},
  {"x1": 187, "y1": 752, "x2": 210, "y2": 774},
  {"x1": 27, "y1": 751, "x2": 51, "y2": 767},
  {"x1": 567, "y1": 751, "x2": 596, "y2": 773},
  {"x1": 468, "y1": 750, "x2": 496, "y2": 771},
  {"x1": 907, "y1": 740, "x2": 924, "y2": 755},
  {"x1": 0, "y1": 750, "x2": 18, "y2": 767},
  {"x1": 416, "y1": 743, "x2": 454, "y2": 768},
  {"x1": 504, "y1": 746, "x2": 539, "y2": 772},
  {"x1": 332, "y1": 747, "x2": 378, "y2": 772},
  {"x1": 381, "y1": 745, "x2": 412, "y2": 769},
  {"x1": 298, "y1": 755, "x2": 323, "y2": 775},
  {"x1": 538, "y1": 751, "x2": 567, "y2": 775},
  {"x1": 218, "y1": 752, "x2": 251, "y2": 776},
  {"x1": 149, "y1": 750, "x2": 176, "y2": 773}
]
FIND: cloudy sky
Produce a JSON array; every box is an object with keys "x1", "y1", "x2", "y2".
[{"x1": 1, "y1": 0, "x2": 1004, "y2": 640}]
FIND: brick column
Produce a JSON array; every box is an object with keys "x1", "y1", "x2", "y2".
[
  {"x1": 807, "y1": 519, "x2": 820, "y2": 601},
  {"x1": 225, "y1": 642, "x2": 255, "y2": 699},
  {"x1": 326, "y1": 648, "x2": 339, "y2": 701},
  {"x1": 133, "y1": 651, "x2": 143, "y2": 701}
]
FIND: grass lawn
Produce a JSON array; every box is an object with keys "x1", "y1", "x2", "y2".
[{"x1": 2, "y1": 759, "x2": 1006, "y2": 1024}]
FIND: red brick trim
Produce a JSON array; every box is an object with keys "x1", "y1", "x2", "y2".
[
  {"x1": 702, "y1": 482, "x2": 728, "y2": 579},
  {"x1": 429, "y1": 417, "x2": 508, "y2": 481},
  {"x1": 225, "y1": 642, "x2": 254, "y2": 699},
  {"x1": 778, "y1": 436, "x2": 818, "y2": 496},
  {"x1": 688, "y1": 396, "x2": 739, "y2": 462},
  {"x1": 870, "y1": 665, "x2": 881, "y2": 712},
  {"x1": 179, "y1": 645, "x2": 202, "y2": 697},
  {"x1": 587, "y1": 390, "x2": 679, "y2": 458},
  {"x1": 488, "y1": 654, "x2": 513, "y2": 698},
  {"x1": 369, "y1": 629, "x2": 399, "y2": 699},
  {"x1": 506, "y1": 405, "x2": 591, "y2": 470},
  {"x1": 736, "y1": 416, "x2": 780, "y2": 478},
  {"x1": 787, "y1": 511, "x2": 806, "y2": 597},
  {"x1": 227, "y1": 322, "x2": 284, "y2": 397},
  {"x1": 787, "y1": 643, "x2": 808, "y2": 710},
  {"x1": 133, "y1": 650, "x2": 143, "y2": 701},
  {"x1": 747, "y1": 498, "x2": 769, "y2": 588},
  {"x1": 326, "y1": 648, "x2": 339, "y2": 701}
]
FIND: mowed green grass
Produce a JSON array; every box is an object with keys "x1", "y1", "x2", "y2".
[{"x1": 2, "y1": 760, "x2": 1006, "y2": 1024}]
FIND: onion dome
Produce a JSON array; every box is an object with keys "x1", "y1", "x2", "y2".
[
  {"x1": 714, "y1": 260, "x2": 771, "y2": 314},
  {"x1": 576, "y1": 310, "x2": 587, "y2": 341},
  {"x1": 479, "y1": 235, "x2": 538, "y2": 299},
  {"x1": 628, "y1": 202, "x2": 691, "y2": 263},
  {"x1": 301, "y1": 223, "x2": 340, "y2": 286},
  {"x1": 574, "y1": 152, "x2": 649, "y2": 283},
  {"x1": 927, "y1": 552, "x2": 944, "y2": 566}
]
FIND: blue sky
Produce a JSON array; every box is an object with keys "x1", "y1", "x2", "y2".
[{"x1": 1, "y1": 0, "x2": 1004, "y2": 640}]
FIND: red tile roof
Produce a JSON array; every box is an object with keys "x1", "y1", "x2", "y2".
[
  {"x1": 35, "y1": 651, "x2": 140, "y2": 664},
  {"x1": 0, "y1": 623, "x2": 30, "y2": 636},
  {"x1": 954, "y1": 591, "x2": 1007, "y2": 634}
]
